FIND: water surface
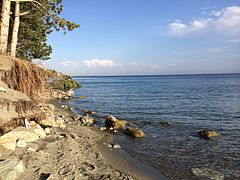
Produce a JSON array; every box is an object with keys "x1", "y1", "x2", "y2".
[{"x1": 68, "y1": 74, "x2": 240, "y2": 179}]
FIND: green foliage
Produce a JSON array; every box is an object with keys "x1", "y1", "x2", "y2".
[
  {"x1": 48, "y1": 76, "x2": 81, "y2": 91},
  {"x1": 15, "y1": 0, "x2": 80, "y2": 60}
]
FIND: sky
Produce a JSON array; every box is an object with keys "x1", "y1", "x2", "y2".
[{"x1": 43, "y1": 0, "x2": 240, "y2": 76}]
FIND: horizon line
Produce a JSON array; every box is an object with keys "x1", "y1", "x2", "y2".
[{"x1": 72, "y1": 72, "x2": 240, "y2": 78}]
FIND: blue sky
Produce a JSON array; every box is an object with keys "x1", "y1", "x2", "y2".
[{"x1": 44, "y1": 0, "x2": 240, "y2": 76}]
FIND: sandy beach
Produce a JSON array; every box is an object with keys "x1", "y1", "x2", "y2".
[{"x1": 0, "y1": 99, "x2": 167, "y2": 180}]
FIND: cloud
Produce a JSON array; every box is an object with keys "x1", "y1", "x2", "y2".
[
  {"x1": 201, "y1": 48, "x2": 227, "y2": 53},
  {"x1": 82, "y1": 59, "x2": 115, "y2": 67},
  {"x1": 61, "y1": 61, "x2": 81, "y2": 67},
  {"x1": 169, "y1": 6, "x2": 240, "y2": 36},
  {"x1": 61, "y1": 59, "x2": 120, "y2": 68},
  {"x1": 225, "y1": 39, "x2": 240, "y2": 44}
]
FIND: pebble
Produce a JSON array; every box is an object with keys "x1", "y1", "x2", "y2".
[{"x1": 100, "y1": 127, "x2": 107, "y2": 131}]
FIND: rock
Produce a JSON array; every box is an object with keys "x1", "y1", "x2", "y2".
[
  {"x1": 44, "y1": 128, "x2": 51, "y2": 135},
  {"x1": 55, "y1": 117, "x2": 66, "y2": 128},
  {"x1": 7, "y1": 127, "x2": 39, "y2": 142},
  {"x1": 198, "y1": 130, "x2": 220, "y2": 139},
  {"x1": 66, "y1": 88, "x2": 74, "y2": 97},
  {"x1": 46, "y1": 104, "x2": 55, "y2": 111},
  {"x1": 105, "y1": 116, "x2": 127, "y2": 130},
  {"x1": 0, "y1": 86, "x2": 7, "y2": 93},
  {"x1": 38, "y1": 117, "x2": 57, "y2": 127},
  {"x1": 192, "y1": 168, "x2": 224, "y2": 180},
  {"x1": 106, "y1": 144, "x2": 121, "y2": 149},
  {"x1": 16, "y1": 139, "x2": 27, "y2": 148},
  {"x1": 0, "y1": 135, "x2": 17, "y2": 150},
  {"x1": 46, "y1": 173, "x2": 59, "y2": 180},
  {"x1": 125, "y1": 127, "x2": 145, "y2": 138},
  {"x1": 0, "y1": 158, "x2": 25, "y2": 180},
  {"x1": 69, "y1": 107, "x2": 74, "y2": 111},
  {"x1": 81, "y1": 116, "x2": 95, "y2": 125},
  {"x1": 113, "y1": 144, "x2": 121, "y2": 149},
  {"x1": 79, "y1": 95, "x2": 87, "y2": 99},
  {"x1": 60, "y1": 105, "x2": 68, "y2": 109},
  {"x1": 100, "y1": 127, "x2": 107, "y2": 131},
  {"x1": 73, "y1": 115, "x2": 83, "y2": 121},
  {"x1": 33, "y1": 127, "x2": 46, "y2": 138},
  {"x1": 83, "y1": 110, "x2": 97, "y2": 115}
]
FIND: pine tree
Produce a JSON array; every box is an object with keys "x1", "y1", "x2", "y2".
[{"x1": 0, "y1": 0, "x2": 80, "y2": 60}]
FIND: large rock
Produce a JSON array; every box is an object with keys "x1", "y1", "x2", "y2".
[
  {"x1": 105, "y1": 116, "x2": 127, "y2": 130},
  {"x1": 198, "y1": 130, "x2": 220, "y2": 139},
  {"x1": 192, "y1": 168, "x2": 224, "y2": 180},
  {"x1": 9, "y1": 127, "x2": 39, "y2": 142},
  {"x1": 0, "y1": 126, "x2": 45, "y2": 150},
  {"x1": 0, "y1": 158, "x2": 25, "y2": 180},
  {"x1": 38, "y1": 116, "x2": 57, "y2": 127},
  {"x1": 0, "y1": 135, "x2": 17, "y2": 150},
  {"x1": 33, "y1": 126, "x2": 46, "y2": 138},
  {"x1": 125, "y1": 127, "x2": 145, "y2": 138}
]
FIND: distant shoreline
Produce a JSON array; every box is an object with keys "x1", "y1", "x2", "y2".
[{"x1": 73, "y1": 73, "x2": 240, "y2": 78}]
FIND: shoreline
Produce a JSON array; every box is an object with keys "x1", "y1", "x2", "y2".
[{"x1": 0, "y1": 98, "x2": 168, "y2": 179}]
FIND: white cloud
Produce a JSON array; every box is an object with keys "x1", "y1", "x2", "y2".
[
  {"x1": 82, "y1": 59, "x2": 115, "y2": 67},
  {"x1": 225, "y1": 38, "x2": 240, "y2": 44},
  {"x1": 169, "y1": 6, "x2": 240, "y2": 36},
  {"x1": 61, "y1": 61, "x2": 81, "y2": 67},
  {"x1": 201, "y1": 48, "x2": 226, "y2": 53},
  {"x1": 61, "y1": 59, "x2": 120, "y2": 68}
]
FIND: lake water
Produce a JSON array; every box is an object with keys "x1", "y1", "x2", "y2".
[{"x1": 68, "y1": 74, "x2": 240, "y2": 179}]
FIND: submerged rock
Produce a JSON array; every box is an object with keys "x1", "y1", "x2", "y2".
[
  {"x1": 198, "y1": 130, "x2": 220, "y2": 139},
  {"x1": 0, "y1": 158, "x2": 25, "y2": 180},
  {"x1": 192, "y1": 168, "x2": 224, "y2": 180},
  {"x1": 125, "y1": 127, "x2": 145, "y2": 138},
  {"x1": 79, "y1": 95, "x2": 87, "y2": 99},
  {"x1": 105, "y1": 116, "x2": 127, "y2": 130},
  {"x1": 83, "y1": 110, "x2": 97, "y2": 115}
]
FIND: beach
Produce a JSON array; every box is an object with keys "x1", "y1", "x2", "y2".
[{"x1": 0, "y1": 98, "x2": 167, "y2": 180}]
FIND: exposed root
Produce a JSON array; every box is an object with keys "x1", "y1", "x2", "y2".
[{"x1": 2, "y1": 59, "x2": 47, "y2": 100}]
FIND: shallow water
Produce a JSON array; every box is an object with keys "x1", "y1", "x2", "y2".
[{"x1": 68, "y1": 74, "x2": 240, "y2": 179}]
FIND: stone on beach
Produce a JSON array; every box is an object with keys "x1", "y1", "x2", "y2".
[
  {"x1": 0, "y1": 125, "x2": 47, "y2": 150},
  {"x1": 16, "y1": 139, "x2": 27, "y2": 148},
  {"x1": 73, "y1": 114, "x2": 83, "y2": 121},
  {"x1": 105, "y1": 116, "x2": 127, "y2": 130},
  {"x1": 198, "y1": 130, "x2": 220, "y2": 139},
  {"x1": 44, "y1": 127, "x2": 51, "y2": 135},
  {"x1": 192, "y1": 168, "x2": 224, "y2": 180},
  {"x1": 125, "y1": 127, "x2": 145, "y2": 138},
  {"x1": 81, "y1": 116, "x2": 95, "y2": 125},
  {"x1": 0, "y1": 86, "x2": 7, "y2": 93},
  {"x1": 0, "y1": 135, "x2": 17, "y2": 150},
  {"x1": 0, "y1": 158, "x2": 25, "y2": 180}
]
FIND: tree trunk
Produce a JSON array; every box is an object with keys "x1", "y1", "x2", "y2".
[
  {"x1": 10, "y1": 1, "x2": 20, "y2": 57},
  {"x1": 0, "y1": 0, "x2": 11, "y2": 55}
]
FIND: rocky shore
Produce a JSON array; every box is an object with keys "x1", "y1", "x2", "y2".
[
  {"x1": 0, "y1": 55, "x2": 166, "y2": 180},
  {"x1": 0, "y1": 98, "x2": 168, "y2": 180}
]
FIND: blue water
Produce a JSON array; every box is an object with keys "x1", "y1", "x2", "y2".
[{"x1": 68, "y1": 74, "x2": 240, "y2": 179}]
